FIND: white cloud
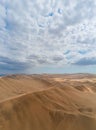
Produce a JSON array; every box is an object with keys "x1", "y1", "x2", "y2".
[{"x1": 0, "y1": 0, "x2": 96, "y2": 73}]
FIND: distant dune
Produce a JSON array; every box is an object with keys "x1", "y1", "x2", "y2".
[{"x1": 0, "y1": 74, "x2": 96, "y2": 130}]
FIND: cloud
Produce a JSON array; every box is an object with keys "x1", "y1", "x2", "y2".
[
  {"x1": 0, "y1": 56, "x2": 33, "y2": 73},
  {"x1": 74, "y1": 57, "x2": 96, "y2": 65},
  {"x1": 0, "y1": 0, "x2": 96, "y2": 73}
]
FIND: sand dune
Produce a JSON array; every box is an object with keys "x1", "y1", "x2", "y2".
[{"x1": 0, "y1": 74, "x2": 96, "y2": 130}]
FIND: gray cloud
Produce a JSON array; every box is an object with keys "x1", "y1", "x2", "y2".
[
  {"x1": 52, "y1": 55, "x2": 64, "y2": 62},
  {"x1": 0, "y1": 56, "x2": 31, "y2": 73},
  {"x1": 74, "y1": 57, "x2": 96, "y2": 65}
]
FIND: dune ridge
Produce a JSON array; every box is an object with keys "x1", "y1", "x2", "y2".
[{"x1": 0, "y1": 74, "x2": 96, "y2": 130}]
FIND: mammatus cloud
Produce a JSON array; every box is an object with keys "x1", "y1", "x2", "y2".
[{"x1": 0, "y1": 0, "x2": 96, "y2": 73}]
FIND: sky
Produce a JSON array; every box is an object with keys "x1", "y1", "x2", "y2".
[{"x1": 0, "y1": 0, "x2": 96, "y2": 74}]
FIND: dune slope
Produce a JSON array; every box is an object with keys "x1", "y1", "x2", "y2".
[{"x1": 0, "y1": 74, "x2": 96, "y2": 130}]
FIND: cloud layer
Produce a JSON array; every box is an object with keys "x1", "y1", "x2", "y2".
[{"x1": 0, "y1": 0, "x2": 96, "y2": 73}]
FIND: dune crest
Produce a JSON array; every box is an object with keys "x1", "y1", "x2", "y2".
[{"x1": 0, "y1": 74, "x2": 96, "y2": 130}]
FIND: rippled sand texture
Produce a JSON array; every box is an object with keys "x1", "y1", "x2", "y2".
[{"x1": 0, "y1": 74, "x2": 96, "y2": 130}]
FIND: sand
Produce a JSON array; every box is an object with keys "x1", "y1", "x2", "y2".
[{"x1": 0, "y1": 74, "x2": 96, "y2": 130}]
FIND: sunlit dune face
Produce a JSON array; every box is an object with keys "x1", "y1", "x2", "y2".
[
  {"x1": 53, "y1": 77, "x2": 96, "y2": 82},
  {"x1": 53, "y1": 78, "x2": 66, "y2": 82}
]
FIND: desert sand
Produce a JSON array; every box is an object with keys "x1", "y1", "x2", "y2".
[{"x1": 0, "y1": 74, "x2": 96, "y2": 130}]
